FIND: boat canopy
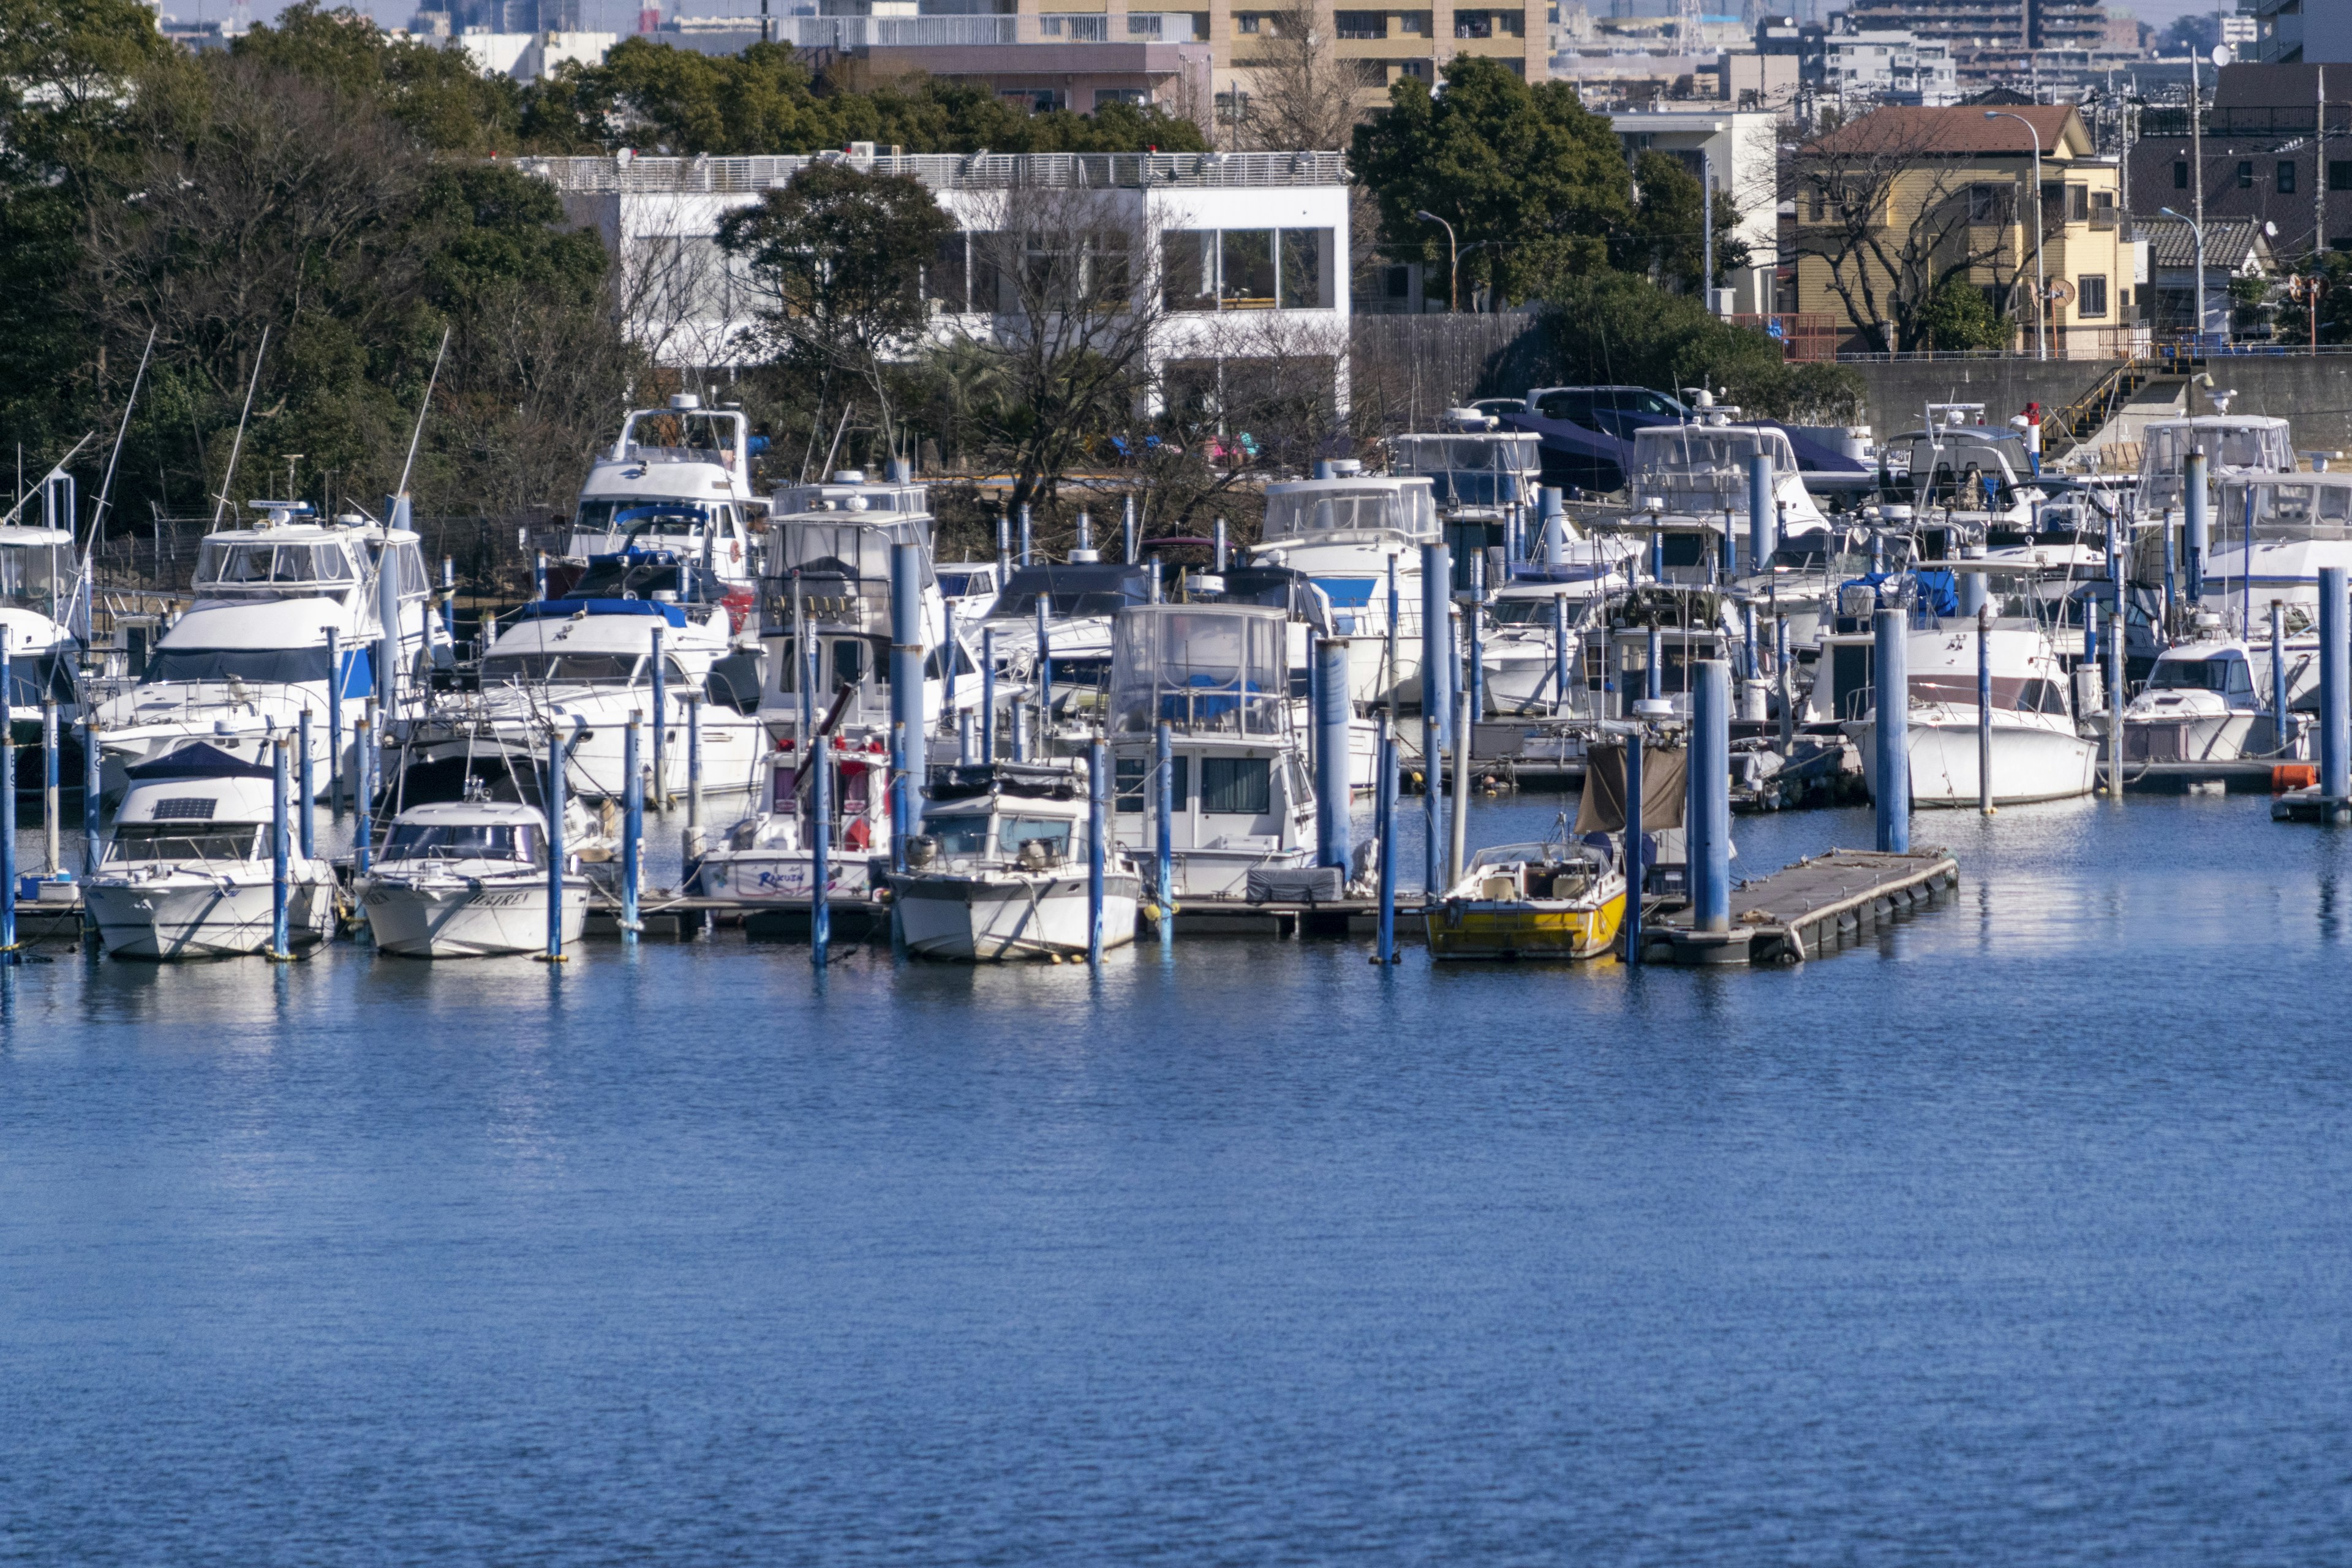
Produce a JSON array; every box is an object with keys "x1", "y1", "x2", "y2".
[
  {"x1": 772, "y1": 514, "x2": 935, "y2": 581},
  {"x1": 1630, "y1": 424, "x2": 1798, "y2": 513},
  {"x1": 2216, "y1": 475, "x2": 2352, "y2": 540},
  {"x1": 0, "y1": 528, "x2": 74, "y2": 609},
  {"x1": 1109, "y1": 603, "x2": 1286, "y2": 736},
  {"x1": 986, "y1": 562, "x2": 1151, "y2": 620},
  {"x1": 194, "y1": 535, "x2": 364, "y2": 597},
  {"x1": 1389, "y1": 434, "x2": 1541, "y2": 508},
  {"x1": 2139, "y1": 417, "x2": 2297, "y2": 512},
  {"x1": 1260, "y1": 480, "x2": 1438, "y2": 543}
]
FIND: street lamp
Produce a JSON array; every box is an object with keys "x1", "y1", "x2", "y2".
[
  {"x1": 1986, "y1": 110, "x2": 2048, "y2": 362},
  {"x1": 2160, "y1": 205, "x2": 2208, "y2": 355},
  {"x1": 1415, "y1": 209, "x2": 1458, "y2": 313}
]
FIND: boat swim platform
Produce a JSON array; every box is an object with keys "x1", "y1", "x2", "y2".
[
  {"x1": 2273, "y1": 786, "x2": 2352, "y2": 824},
  {"x1": 1641, "y1": 848, "x2": 1959, "y2": 968}
]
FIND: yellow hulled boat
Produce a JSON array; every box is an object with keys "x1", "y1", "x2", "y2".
[{"x1": 1425, "y1": 837, "x2": 1629, "y2": 960}]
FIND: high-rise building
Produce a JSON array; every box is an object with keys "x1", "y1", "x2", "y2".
[{"x1": 1836, "y1": 0, "x2": 2106, "y2": 84}]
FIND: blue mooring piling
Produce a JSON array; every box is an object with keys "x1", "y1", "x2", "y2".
[
  {"x1": 1552, "y1": 594, "x2": 1570, "y2": 716},
  {"x1": 981, "y1": 627, "x2": 997, "y2": 763},
  {"x1": 1688, "y1": 660, "x2": 1731, "y2": 935},
  {"x1": 355, "y1": 712, "x2": 374, "y2": 876},
  {"x1": 42, "y1": 701, "x2": 58, "y2": 874},
  {"x1": 1873, "y1": 606, "x2": 1910, "y2": 852},
  {"x1": 649, "y1": 624, "x2": 666, "y2": 815},
  {"x1": 890, "y1": 541, "x2": 924, "y2": 873},
  {"x1": 1623, "y1": 723, "x2": 1644, "y2": 969},
  {"x1": 2323, "y1": 566, "x2": 2349, "y2": 802},
  {"x1": 270, "y1": 734, "x2": 292, "y2": 961},
  {"x1": 326, "y1": 627, "x2": 344, "y2": 815},
  {"x1": 1, "y1": 637, "x2": 15, "y2": 963},
  {"x1": 83, "y1": 715, "x2": 101, "y2": 880},
  {"x1": 622, "y1": 713, "x2": 643, "y2": 941},
  {"x1": 1019, "y1": 504, "x2": 1032, "y2": 566},
  {"x1": 1087, "y1": 737, "x2": 1106, "y2": 966},
  {"x1": 298, "y1": 709, "x2": 314, "y2": 859},
  {"x1": 1748, "y1": 452, "x2": 1773, "y2": 570},
  {"x1": 1375, "y1": 713, "x2": 1397, "y2": 965},
  {"x1": 1155, "y1": 718, "x2": 1175, "y2": 929},
  {"x1": 1315, "y1": 638, "x2": 1351, "y2": 871},
  {"x1": 2185, "y1": 450, "x2": 2209, "y2": 604},
  {"x1": 1420, "y1": 540, "x2": 1450, "y2": 897},
  {"x1": 1035, "y1": 597, "x2": 1052, "y2": 758},
  {"x1": 2272, "y1": 600, "x2": 2293, "y2": 758},
  {"x1": 542, "y1": 720, "x2": 567, "y2": 962},
  {"x1": 810, "y1": 726, "x2": 832, "y2": 968}
]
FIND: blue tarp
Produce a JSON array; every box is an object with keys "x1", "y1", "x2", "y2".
[
  {"x1": 1513, "y1": 407, "x2": 1874, "y2": 488},
  {"x1": 1493, "y1": 412, "x2": 1632, "y2": 493}
]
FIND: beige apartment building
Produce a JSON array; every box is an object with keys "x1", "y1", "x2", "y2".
[{"x1": 1218, "y1": 0, "x2": 1550, "y2": 111}]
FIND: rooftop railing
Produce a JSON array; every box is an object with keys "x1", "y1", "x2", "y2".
[{"x1": 523, "y1": 150, "x2": 1349, "y2": 195}]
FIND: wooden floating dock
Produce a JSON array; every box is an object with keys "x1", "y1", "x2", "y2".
[{"x1": 1642, "y1": 847, "x2": 1959, "y2": 968}]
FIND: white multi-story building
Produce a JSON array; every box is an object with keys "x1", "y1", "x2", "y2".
[
  {"x1": 1819, "y1": 27, "x2": 1957, "y2": 105},
  {"x1": 524, "y1": 149, "x2": 1351, "y2": 410},
  {"x1": 1608, "y1": 108, "x2": 1779, "y2": 314}
]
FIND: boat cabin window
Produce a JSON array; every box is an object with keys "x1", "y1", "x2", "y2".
[
  {"x1": 0, "y1": 541, "x2": 69, "y2": 604},
  {"x1": 1658, "y1": 535, "x2": 1713, "y2": 568},
  {"x1": 142, "y1": 646, "x2": 335, "y2": 686},
  {"x1": 576, "y1": 499, "x2": 713, "y2": 537},
  {"x1": 358, "y1": 540, "x2": 432, "y2": 597},
  {"x1": 2150, "y1": 655, "x2": 2255, "y2": 695},
  {"x1": 918, "y1": 813, "x2": 994, "y2": 855},
  {"x1": 1261, "y1": 486, "x2": 1435, "y2": 542},
  {"x1": 833, "y1": 638, "x2": 867, "y2": 689},
  {"x1": 998, "y1": 815, "x2": 1072, "y2": 856},
  {"x1": 1199, "y1": 756, "x2": 1270, "y2": 815},
  {"x1": 937, "y1": 570, "x2": 993, "y2": 598},
  {"x1": 1769, "y1": 543, "x2": 1828, "y2": 570},
  {"x1": 195, "y1": 541, "x2": 358, "y2": 590},
  {"x1": 382, "y1": 822, "x2": 541, "y2": 864},
  {"x1": 572, "y1": 556, "x2": 695, "y2": 598},
  {"x1": 1114, "y1": 755, "x2": 1190, "y2": 812},
  {"x1": 1489, "y1": 597, "x2": 1570, "y2": 625},
  {"x1": 479, "y1": 652, "x2": 692, "y2": 688},
  {"x1": 106, "y1": 824, "x2": 262, "y2": 862},
  {"x1": 2220, "y1": 481, "x2": 2352, "y2": 540}
]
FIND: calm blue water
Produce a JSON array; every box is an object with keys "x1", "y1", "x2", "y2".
[{"x1": 7, "y1": 794, "x2": 2352, "y2": 1563}]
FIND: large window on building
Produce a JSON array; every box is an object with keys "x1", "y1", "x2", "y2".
[
  {"x1": 1161, "y1": 228, "x2": 1335, "y2": 311},
  {"x1": 1453, "y1": 9, "x2": 1490, "y2": 36},
  {"x1": 1335, "y1": 9, "x2": 1384, "y2": 35},
  {"x1": 2280, "y1": 159, "x2": 2298, "y2": 194},
  {"x1": 2077, "y1": 274, "x2": 2108, "y2": 319}
]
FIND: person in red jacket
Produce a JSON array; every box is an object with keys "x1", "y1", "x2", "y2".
[{"x1": 2010, "y1": 401, "x2": 2044, "y2": 478}]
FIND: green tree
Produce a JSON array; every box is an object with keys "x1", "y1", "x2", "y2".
[
  {"x1": 232, "y1": 2, "x2": 524, "y2": 153},
  {"x1": 1618, "y1": 149, "x2": 1749, "y2": 296},
  {"x1": 1349, "y1": 56, "x2": 1632, "y2": 307},
  {"x1": 1913, "y1": 270, "x2": 2011, "y2": 352},
  {"x1": 1542, "y1": 272, "x2": 1864, "y2": 424},
  {"x1": 720, "y1": 162, "x2": 957, "y2": 462}
]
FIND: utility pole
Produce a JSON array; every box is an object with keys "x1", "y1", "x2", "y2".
[{"x1": 2192, "y1": 49, "x2": 2207, "y2": 355}]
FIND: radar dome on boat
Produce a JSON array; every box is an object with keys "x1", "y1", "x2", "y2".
[
  {"x1": 670, "y1": 393, "x2": 702, "y2": 410},
  {"x1": 832, "y1": 470, "x2": 867, "y2": 484}
]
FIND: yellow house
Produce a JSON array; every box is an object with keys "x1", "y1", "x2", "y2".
[{"x1": 1789, "y1": 104, "x2": 2139, "y2": 359}]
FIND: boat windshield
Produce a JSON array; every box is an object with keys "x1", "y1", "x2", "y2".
[
  {"x1": 480, "y1": 652, "x2": 690, "y2": 687},
  {"x1": 382, "y1": 823, "x2": 541, "y2": 864},
  {"x1": 2216, "y1": 481, "x2": 2352, "y2": 540},
  {"x1": 0, "y1": 540, "x2": 69, "y2": 605},
  {"x1": 917, "y1": 810, "x2": 1073, "y2": 858},
  {"x1": 141, "y1": 647, "x2": 335, "y2": 686},
  {"x1": 1261, "y1": 484, "x2": 1437, "y2": 541},
  {"x1": 2150, "y1": 655, "x2": 2254, "y2": 695},
  {"x1": 194, "y1": 540, "x2": 359, "y2": 594},
  {"x1": 1489, "y1": 598, "x2": 1569, "y2": 624},
  {"x1": 105, "y1": 824, "x2": 262, "y2": 863},
  {"x1": 576, "y1": 499, "x2": 713, "y2": 536}
]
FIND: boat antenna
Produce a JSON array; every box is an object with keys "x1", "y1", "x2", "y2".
[
  {"x1": 88, "y1": 326, "x2": 157, "y2": 552},
  {"x1": 394, "y1": 323, "x2": 451, "y2": 503},
  {"x1": 211, "y1": 323, "x2": 271, "y2": 527},
  {"x1": 0, "y1": 433, "x2": 97, "y2": 530}
]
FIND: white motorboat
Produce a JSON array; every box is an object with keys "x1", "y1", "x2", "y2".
[
  {"x1": 1876, "y1": 410, "x2": 2044, "y2": 539},
  {"x1": 2136, "y1": 413, "x2": 2296, "y2": 519},
  {"x1": 1250, "y1": 472, "x2": 1438, "y2": 706},
  {"x1": 695, "y1": 732, "x2": 895, "y2": 905},
  {"x1": 968, "y1": 559, "x2": 1152, "y2": 751},
  {"x1": 1480, "y1": 578, "x2": 1611, "y2": 717},
  {"x1": 2200, "y1": 472, "x2": 2352, "y2": 628},
  {"x1": 1, "y1": 519, "x2": 86, "y2": 750},
  {"x1": 1608, "y1": 415, "x2": 1837, "y2": 581},
  {"x1": 396, "y1": 552, "x2": 766, "y2": 808},
  {"x1": 92, "y1": 503, "x2": 438, "y2": 797},
  {"x1": 890, "y1": 760, "x2": 1140, "y2": 962},
  {"x1": 85, "y1": 741, "x2": 337, "y2": 959},
  {"x1": 1841, "y1": 616, "x2": 2097, "y2": 807},
  {"x1": 1103, "y1": 601, "x2": 1322, "y2": 899},
  {"x1": 2117, "y1": 629, "x2": 2304, "y2": 767},
  {"x1": 564, "y1": 393, "x2": 764, "y2": 627},
  {"x1": 360, "y1": 799, "x2": 588, "y2": 957}
]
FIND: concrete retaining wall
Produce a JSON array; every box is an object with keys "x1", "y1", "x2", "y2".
[
  {"x1": 2185, "y1": 358, "x2": 2352, "y2": 458},
  {"x1": 1841, "y1": 360, "x2": 2123, "y2": 444}
]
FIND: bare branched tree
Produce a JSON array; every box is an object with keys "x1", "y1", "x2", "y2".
[
  {"x1": 955, "y1": 182, "x2": 1168, "y2": 515},
  {"x1": 1237, "y1": 3, "x2": 1364, "y2": 154},
  {"x1": 1787, "y1": 123, "x2": 2024, "y2": 354}
]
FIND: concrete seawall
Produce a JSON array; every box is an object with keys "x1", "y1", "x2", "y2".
[{"x1": 1843, "y1": 360, "x2": 2122, "y2": 445}]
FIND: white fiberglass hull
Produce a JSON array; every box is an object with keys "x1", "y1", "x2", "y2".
[
  {"x1": 362, "y1": 874, "x2": 587, "y2": 957},
  {"x1": 99, "y1": 706, "x2": 353, "y2": 802},
  {"x1": 86, "y1": 871, "x2": 336, "y2": 960},
  {"x1": 1849, "y1": 710, "x2": 2098, "y2": 807},
  {"x1": 892, "y1": 869, "x2": 1139, "y2": 960}
]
